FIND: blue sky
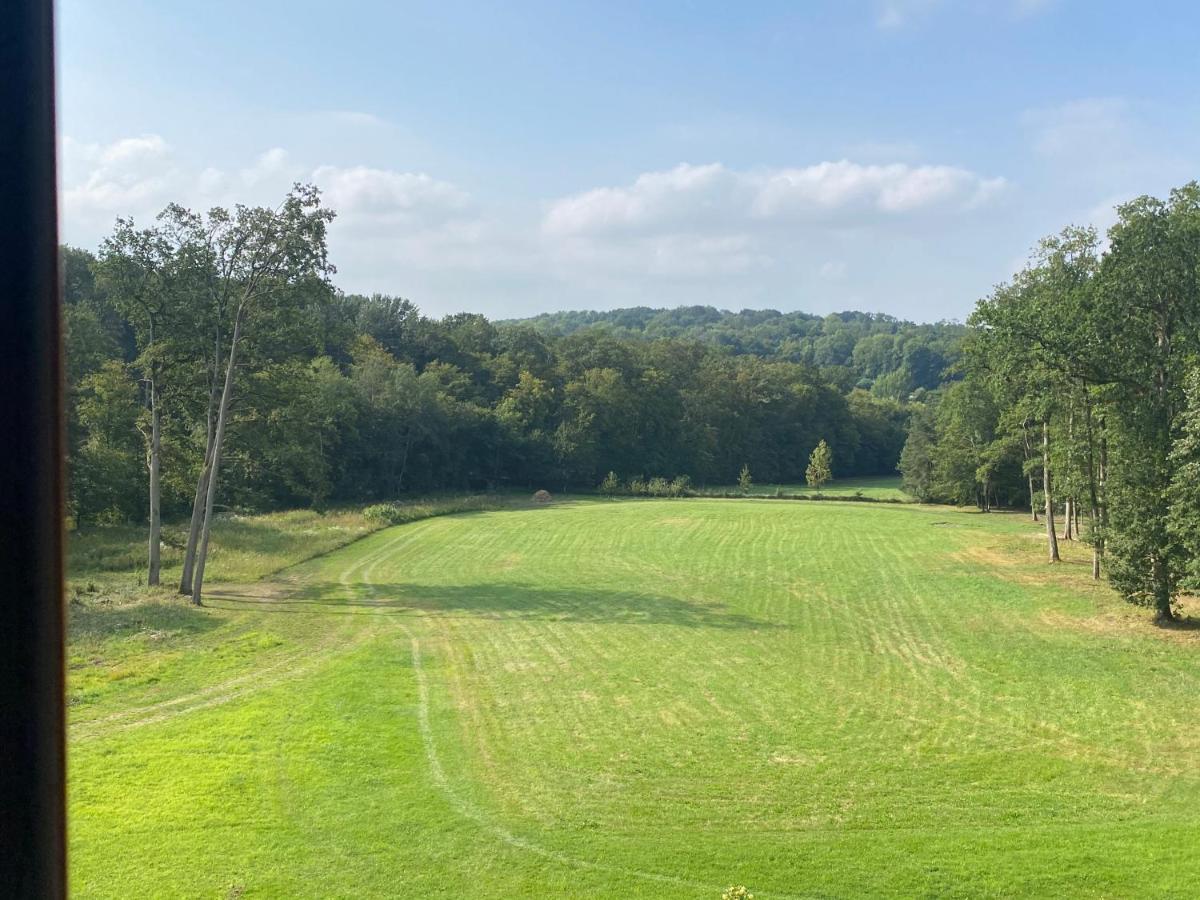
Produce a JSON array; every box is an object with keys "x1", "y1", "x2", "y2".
[{"x1": 58, "y1": 0, "x2": 1200, "y2": 321}]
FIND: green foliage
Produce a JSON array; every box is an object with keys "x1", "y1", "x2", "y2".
[
  {"x1": 63, "y1": 208, "x2": 949, "y2": 527},
  {"x1": 70, "y1": 361, "x2": 145, "y2": 524},
  {"x1": 599, "y1": 471, "x2": 621, "y2": 496},
  {"x1": 805, "y1": 439, "x2": 833, "y2": 488},
  {"x1": 647, "y1": 476, "x2": 672, "y2": 497},
  {"x1": 737, "y1": 464, "x2": 753, "y2": 493},
  {"x1": 1169, "y1": 368, "x2": 1200, "y2": 590},
  {"x1": 722, "y1": 887, "x2": 754, "y2": 900},
  {"x1": 360, "y1": 495, "x2": 505, "y2": 527},
  {"x1": 945, "y1": 183, "x2": 1200, "y2": 617},
  {"x1": 669, "y1": 474, "x2": 692, "y2": 497},
  {"x1": 898, "y1": 405, "x2": 936, "y2": 501}
]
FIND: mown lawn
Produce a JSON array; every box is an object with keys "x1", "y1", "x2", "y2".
[{"x1": 69, "y1": 498, "x2": 1200, "y2": 897}]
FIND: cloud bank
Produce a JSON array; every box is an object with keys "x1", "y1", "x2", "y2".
[{"x1": 60, "y1": 133, "x2": 1013, "y2": 317}]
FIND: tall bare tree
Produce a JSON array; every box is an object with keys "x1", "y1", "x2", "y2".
[{"x1": 181, "y1": 185, "x2": 335, "y2": 604}]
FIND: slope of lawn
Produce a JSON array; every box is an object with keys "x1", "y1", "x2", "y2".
[
  {"x1": 69, "y1": 498, "x2": 1200, "y2": 898},
  {"x1": 67, "y1": 508, "x2": 383, "y2": 595},
  {"x1": 67, "y1": 494, "x2": 508, "y2": 594}
]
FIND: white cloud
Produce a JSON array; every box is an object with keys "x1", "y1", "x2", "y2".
[
  {"x1": 544, "y1": 161, "x2": 1004, "y2": 237},
  {"x1": 312, "y1": 165, "x2": 471, "y2": 230},
  {"x1": 241, "y1": 147, "x2": 301, "y2": 187},
  {"x1": 752, "y1": 161, "x2": 1004, "y2": 217},
  {"x1": 59, "y1": 134, "x2": 1015, "y2": 319},
  {"x1": 534, "y1": 159, "x2": 1006, "y2": 300},
  {"x1": 60, "y1": 135, "x2": 479, "y2": 252},
  {"x1": 61, "y1": 135, "x2": 310, "y2": 232},
  {"x1": 62, "y1": 134, "x2": 178, "y2": 227}
]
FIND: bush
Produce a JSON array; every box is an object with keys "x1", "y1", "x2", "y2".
[
  {"x1": 599, "y1": 471, "x2": 621, "y2": 496},
  {"x1": 362, "y1": 495, "x2": 503, "y2": 527},
  {"x1": 628, "y1": 476, "x2": 648, "y2": 496},
  {"x1": 669, "y1": 474, "x2": 692, "y2": 497},
  {"x1": 737, "y1": 464, "x2": 753, "y2": 493},
  {"x1": 363, "y1": 503, "x2": 399, "y2": 523}
]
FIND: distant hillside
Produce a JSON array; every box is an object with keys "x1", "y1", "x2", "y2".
[{"x1": 506, "y1": 305, "x2": 967, "y2": 396}]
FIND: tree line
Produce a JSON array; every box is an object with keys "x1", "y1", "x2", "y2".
[
  {"x1": 64, "y1": 186, "x2": 959, "y2": 600},
  {"x1": 899, "y1": 182, "x2": 1200, "y2": 622}
]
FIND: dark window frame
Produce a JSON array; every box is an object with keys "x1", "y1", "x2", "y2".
[{"x1": 0, "y1": 0, "x2": 68, "y2": 896}]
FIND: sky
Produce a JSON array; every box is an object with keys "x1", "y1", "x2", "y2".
[{"x1": 58, "y1": 0, "x2": 1200, "y2": 322}]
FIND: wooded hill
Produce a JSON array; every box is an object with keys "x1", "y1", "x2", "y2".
[
  {"x1": 513, "y1": 306, "x2": 966, "y2": 395},
  {"x1": 63, "y1": 192, "x2": 960, "y2": 561}
]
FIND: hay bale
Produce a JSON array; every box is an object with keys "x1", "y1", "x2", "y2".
[{"x1": 532, "y1": 489, "x2": 553, "y2": 504}]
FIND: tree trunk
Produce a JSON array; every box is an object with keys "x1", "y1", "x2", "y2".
[
  {"x1": 191, "y1": 307, "x2": 244, "y2": 605},
  {"x1": 179, "y1": 329, "x2": 222, "y2": 594},
  {"x1": 1022, "y1": 423, "x2": 1038, "y2": 521},
  {"x1": 147, "y1": 375, "x2": 162, "y2": 586},
  {"x1": 1043, "y1": 420, "x2": 1060, "y2": 563},
  {"x1": 397, "y1": 429, "x2": 413, "y2": 496},
  {"x1": 179, "y1": 464, "x2": 210, "y2": 593},
  {"x1": 1152, "y1": 553, "x2": 1175, "y2": 624},
  {"x1": 1083, "y1": 390, "x2": 1101, "y2": 579},
  {"x1": 1096, "y1": 417, "x2": 1108, "y2": 579},
  {"x1": 1062, "y1": 404, "x2": 1075, "y2": 541}
]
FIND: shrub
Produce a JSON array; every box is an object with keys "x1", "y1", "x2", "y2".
[
  {"x1": 628, "y1": 476, "x2": 648, "y2": 496},
  {"x1": 669, "y1": 474, "x2": 692, "y2": 497},
  {"x1": 599, "y1": 471, "x2": 621, "y2": 496},
  {"x1": 647, "y1": 476, "x2": 671, "y2": 497},
  {"x1": 363, "y1": 503, "x2": 399, "y2": 524},
  {"x1": 363, "y1": 496, "x2": 503, "y2": 527},
  {"x1": 737, "y1": 464, "x2": 753, "y2": 493}
]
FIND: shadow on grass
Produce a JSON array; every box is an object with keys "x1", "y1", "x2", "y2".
[
  {"x1": 205, "y1": 580, "x2": 775, "y2": 630},
  {"x1": 68, "y1": 598, "x2": 224, "y2": 643},
  {"x1": 1156, "y1": 615, "x2": 1200, "y2": 632}
]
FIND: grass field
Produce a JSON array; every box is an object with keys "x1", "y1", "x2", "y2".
[{"x1": 68, "y1": 498, "x2": 1200, "y2": 898}]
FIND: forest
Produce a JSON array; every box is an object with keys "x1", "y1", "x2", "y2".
[
  {"x1": 899, "y1": 183, "x2": 1200, "y2": 622},
  {"x1": 62, "y1": 189, "x2": 952, "y2": 588}
]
